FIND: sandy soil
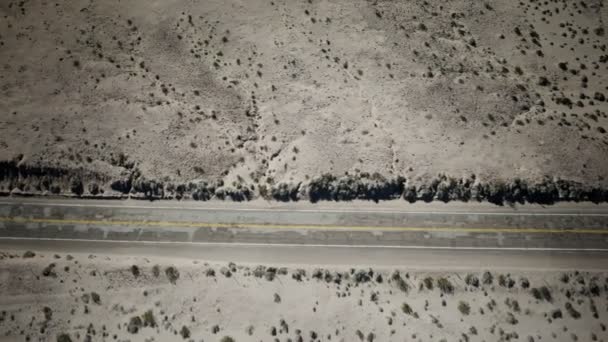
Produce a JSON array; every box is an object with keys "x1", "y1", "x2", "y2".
[
  {"x1": 0, "y1": 250, "x2": 606, "y2": 342},
  {"x1": 0, "y1": 0, "x2": 607, "y2": 198}
]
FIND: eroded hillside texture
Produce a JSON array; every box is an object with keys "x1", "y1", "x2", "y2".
[{"x1": 0, "y1": 0, "x2": 607, "y2": 200}]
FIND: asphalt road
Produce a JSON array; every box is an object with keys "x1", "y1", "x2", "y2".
[{"x1": 1, "y1": 197, "x2": 608, "y2": 269}]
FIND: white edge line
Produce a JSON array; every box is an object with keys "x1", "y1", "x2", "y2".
[
  {"x1": 2, "y1": 201, "x2": 608, "y2": 216},
  {"x1": 1, "y1": 237, "x2": 608, "y2": 252}
]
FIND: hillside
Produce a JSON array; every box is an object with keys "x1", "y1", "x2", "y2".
[{"x1": 0, "y1": 0, "x2": 607, "y2": 202}]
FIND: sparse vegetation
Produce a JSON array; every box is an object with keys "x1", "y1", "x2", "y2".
[
  {"x1": 437, "y1": 277, "x2": 454, "y2": 294},
  {"x1": 401, "y1": 302, "x2": 413, "y2": 315},
  {"x1": 565, "y1": 302, "x2": 581, "y2": 319},
  {"x1": 179, "y1": 325, "x2": 190, "y2": 339},
  {"x1": 165, "y1": 266, "x2": 180, "y2": 284},
  {"x1": 56, "y1": 333, "x2": 72, "y2": 342},
  {"x1": 458, "y1": 301, "x2": 471, "y2": 315}
]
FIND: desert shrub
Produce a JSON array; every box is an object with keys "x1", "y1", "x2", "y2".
[
  {"x1": 142, "y1": 310, "x2": 156, "y2": 327},
  {"x1": 91, "y1": 292, "x2": 101, "y2": 305},
  {"x1": 401, "y1": 302, "x2": 414, "y2": 315},
  {"x1": 356, "y1": 330, "x2": 364, "y2": 340},
  {"x1": 520, "y1": 277, "x2": 530, "y2": 289},
  {"x1": 127, "y1": 316, "x2": 143, "y2": 334},
  {"x1": 540, "y1": 286, "x2": 552, "y2": 301},
  {"x1": 292, "y1": 269, "x2": 306, "y2": 281},
  {"x1": 354, "y1": 269, "x2": 372, "y2": 283},
  {"x1": 506, "y1": 312, "x2": 518, "y2": 325},
  {"x1": 531, "y1": 288, "x2": 542, "y2": 300},
  {"x1": 220, "y1": 337, "x2": 235, "y2": 342},
  {"x1": 131, "y1": 177, "x2": 164, "y2": 199},
  {"x1": 505, "y1": 298, "x2": 520, "y2": 313},
  {"x1": 220, "y1": 267, "x2": 232, "y2": 278},
  {"x1": 465, "y1": 274, "x2": 479, "y2": 287},
  {"x1": 23, "y1": 251, "x2": 36, "y2": 258},
  {"x1": 271, "y1": 183, "x2": 300, "y2": 201},
  {"x1": 307, "y1": 173, "x2": 404, "y2": 202},
  {"x1": 165, "y1": 266, "x2": 180, "y2": 284},
  {"x1": 253, "y1": 265, "x2": 267, "y2": 278},
  {"x1": 206, "y1": 268, "x2": 216, "y2": 277},
  {"x1": 403, "y1": 185, "x2": 417, "y2": 202},
  {"x1": 531, "y1": 286, "x2": 552, "y2": 301},
  {"x1": 551, "y1": 309, "x2": 563, "y2": 319},
  {"x1": 274, "y1": 293, "x2": 281, "y2": 303},
  {"x1": 458, "y1": 301, "x2": 471, "y2": 315},
  {"x1": 42, "y1": 263, "x2": 57, "y2": 277},
  {"x1": 215, "y1": 186, "x2": 252, "y2": 201},
  {"x1": 279, "y1": 319, "x2": 289, "y2": 333},
  {"x1": 131, "y1": 265, "x2": 140, "y2": 277},
  {"x1": 88, "y1": 182, "x2": 100, "y2": 195},
  {"x1": 423, "y1": 277, "x2": 434, "y2": 290},
  {"x1": 538, "y1": 76, "x2": 551, "y2": 86},
  {"x1": 152, "y1": 265, "x2": 160, "y2": 277},
  {"x1": 482, "y1": 271, "x2": 493, "y2": 285},
  {"x1": 588, "y1": 280, "x2": 600, "y2": 296},
  {"x1": 392, "y1": 272, "x2": 409, "y2": 292},
  {"x1": 191, "y1": 181, "x2": 214, "y2": 201},
  {"x1": 565, "y1": 302, "x2": 581, "y2": 319},
  {"x1": 180, "y1": 326, "x2": 191, "y2": 339},
  {"x1": 56, "y1": 333, "x2": 72, "y2": 342},
  {"x1": 265, "y1": 267, "x2": 278, "y2": 281},
  {"x1": 70, "y1": 177, "x2": 84, "y2": 196},
  {"x1": 437, "y1": 277, "x2": 454, "y2": 294},
  {"x1": 111, "y1": 178, "x2": 132, "y2": 194},
  {"x1": 43, "y1": 307, "x2": 52, "y2": 320}
]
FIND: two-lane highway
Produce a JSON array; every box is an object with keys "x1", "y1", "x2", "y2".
[{"x1": 1, "y1": 197, "x2": 608, "y2": 269}]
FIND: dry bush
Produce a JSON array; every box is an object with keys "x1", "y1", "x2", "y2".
[
  {"x1": 180, "y1": 326, "x2": 191, "y2": 339},
  {"x1": 401, "y1": 302, "x2": 413, "y2": 315},
  {"x1": 152, "y1": 265, "x2": 160, "y2": 277},
  {"x1": 482, "y1": 271, "x2": 493, "y2": 285},
  {"x1": 565, "y1": 302, "x2": 581, "y2": 319},
  {"x1": 458, "y1": 301, "x2": 471, "y2": 315},
  {"x1": 465, "y1": 274, "x2": 479, "y2": 288},
  {"x1": 142, "y1": 310, "x2": 156, "y2": 327},
  {"x1": 165, "y1": 266, "x2": 180, "y2": 284},
  {"x1": 423, "y1": 277, "x2": 434, "y2": 290},
  {"x1": 56, "y1": 333, "x2": 72, "y2": 342},
  {"x1": 437, "y1": 277, "x2": 454, "y2": 294}
]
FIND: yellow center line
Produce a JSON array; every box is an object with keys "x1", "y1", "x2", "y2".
[{"x1": 0, "y1": 216, "x2": 607, "y2": 234}]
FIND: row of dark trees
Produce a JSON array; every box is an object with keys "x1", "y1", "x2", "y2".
[{"x1": 2, "y1": 161, "x2": 608, "y2": 204}]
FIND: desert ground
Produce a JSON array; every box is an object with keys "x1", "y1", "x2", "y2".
[
  {"x1": 0, "y1": 0, "x2": 607, "y2": 202},
  {"x1": 0, "y1": 249, "x2": 606, "y2": 342}
]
